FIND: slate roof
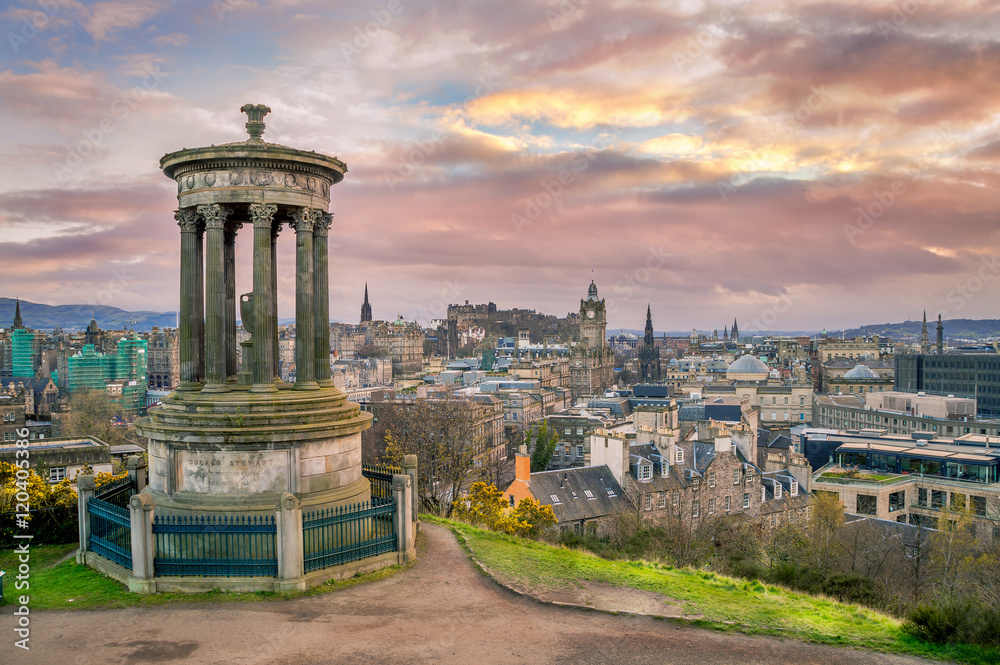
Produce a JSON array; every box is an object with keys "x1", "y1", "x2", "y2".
[{"x1": 530, "y1": 465, "x2": 629, "y2": 523}]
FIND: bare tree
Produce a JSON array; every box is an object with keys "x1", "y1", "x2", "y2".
[{"x1": 370, "y1": 396, "x2": 496, "y2": 517}]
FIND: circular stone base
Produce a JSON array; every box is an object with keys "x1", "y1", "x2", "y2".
[{"x1": 135, "y1": 385, "x2": 373, "y2": 514}]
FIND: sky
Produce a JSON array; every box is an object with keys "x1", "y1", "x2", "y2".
[{"x1": 0, "y1": 0, "x2": 998, "y2": 333}]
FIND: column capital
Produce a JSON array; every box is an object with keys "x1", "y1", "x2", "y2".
[
  {"x1": 197, "y1": 203, "x2": 232, "y2": 230},
  {"x1": 314, "y1": 213, "x2": 332, "y2": 236},
  {"x1": 288, "y1": 206, "x2": 322, "y2": 233},
  {"x1": 249, "y1": 203, "x2": 278, "y2": 228},
  {"x1": 175, "y1": 208, "x2": 198, "y2": 232}
]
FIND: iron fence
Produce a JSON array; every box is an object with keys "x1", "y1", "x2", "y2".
[
  {"x1": 302, "y1": 499, "x2": 396, "y2": 572},
  {"x1": 362, "y1": 463, "x2": 401, "y2": 501},
  {"x1": 152, "y1": 514, "x2": 277, "y2": 577},
  {"x1": 96, "y1": 476, "x2": 135, "y2": 509},
  {"x1": 88, "y1": 496, "x2": 132, "y2": 569}
]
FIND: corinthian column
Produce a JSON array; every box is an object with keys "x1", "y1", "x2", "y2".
[
  {"x1": 195, "y1": 219, "x2": 205, "y2": 383},
  {"x1": 250, "y1": 203, "x2": 278, "y2": 392},
  {"x1": 313, "y1": 214, "x2": 333, "y2": 387},
  {"x1": 175, "y1": 209, "x2": 201, "y2": 390},
  {"x1": 271, "y1": 223, "x2": 280, "y2": 382},
  {"x1": 199, "y1": 203, "x2": 231, "y2": 392},
  {"x1": 290, "y1": 207, "x2": 319, "y2": 390},
  {"x1": 224, "y1": 221, "x2": 241, "y2": 380}
]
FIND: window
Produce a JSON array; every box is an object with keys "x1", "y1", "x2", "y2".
[
  {"x1": 657, "y1": 491, "x2": 665, "y2": 508},
  {"x1": 743, "y1": 492, "x2": 750, "y2": 508},
  {"x1": 708, "y1": 471, "x2": 716, "y2": 488},
  {"x1": 512, "y1": 412, "x2": 517, "y2": 421},
  {"x1": 931, "y1": 490, "x2": 946, "y2": 509},
  {"x1": 565, "y1": 427, "x2": 571, "y2": 435},
  {"x1": 509, "y1": 494, "x2": 515, "y2": 507},
  {"x1": 692, "y1": 500, "x2": 700, "y2": 518},
  {"x1": 725, "y1": 495, "x2": 731, "y2": 512},
  {"x1": 857, "y1": 494, "x2": 877, "y2": 515},
  {"x1": 761, "y1": 486, "x2": 766, "y2": 502},
  {"x1": 889, "y1": 490, "x2": 905, "y2": 512},
  {"x1": 549, "y1": 493, "x2": 561, "y2": 504},
  {"x1": 584, "y1": 489, "x2": 594, "y2": 499},
  {"x1": 576, "y1": 427, "x2": 583, "y2": 436},
  {"x1": 774, "y1": 483, "x2": 782, "y2": 499},
  {"x1": 672, "y1": 490, "x2": 680, "y2": 506},
  {"x1": 576, "y1": 445, "x2": 584, "y2": 458},
  {"x1": 644, "y1": 493, "x2": 653, "y2": 510},
  {"x1": 637, "y1": 464, "x2": 652, "y2": 481},
  {"x1": 708, "y1": 498, "x2": 716, "y2": 514},
  {"x1": 790, "y1": 481, "x2": 798, "y2": 496},
  {"x1": 917, "y1": 487, "x2": 928, "y2": 507},
  {"x1": 746, "y1": 469, "x2": 753, "y2": 483},
  {"x1": 49, "y1": 467, "x2": 65, "y2": 483},
  {"x1": 675, "y1": 448, "x2": 684, "y2": 464},
  {"x1": 772, "y1": 397, "x2": 776, "y2": 405},
  {"x1": 784, "y1": 397, "x2": 788, "y2": 405},
  {"x1": 733, "y1": 468, "x2": 740, "y2": 485},
  {"x1": 800, "y1": 396, "x2": 805, "y2": 406}
]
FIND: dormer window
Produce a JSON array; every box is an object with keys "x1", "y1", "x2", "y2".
[
  {"x1": 790, "y1": 481, "x2": 798, "y2": 496},
  {"x1": 637, "y1": 464, "x2": 652, "y2": 481},
  {"x1": 775, "y1": 483, "x2": 783, "y2": 500},
  {"x1": 675, "y1": 448, "x2": 684, "y2": 464},
  {"x1": 761, "y1": 486, "x2": 766, "y2": 503}
]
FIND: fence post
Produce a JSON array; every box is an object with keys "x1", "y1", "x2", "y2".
[
  {"x1": 275, "y1": 493, "x2": 305, "y2": 592},
  {"x1": 127, "y1": 454, "x2": 148, "y2": 491},
  {"x1": 393, "y1": 474, "x2": 415, "y2": 563},
  {"x1": 128, "y1": 493, "x2": 156, "y2": 593},
  {"x1": 76, "y1": 474, "x2": 95, "y2": 564},
  {"x1": 401, "y1": 454, "x2": 418, "y2": 526}
]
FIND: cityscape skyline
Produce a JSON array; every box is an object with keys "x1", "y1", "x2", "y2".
[{"x1": 1, "y1": 0, "x2": 999, "y2": 331}]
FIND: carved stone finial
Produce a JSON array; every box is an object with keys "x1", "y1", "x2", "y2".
[{"x1": 240, "y1": 103, "x2": 271, "y2": 144}]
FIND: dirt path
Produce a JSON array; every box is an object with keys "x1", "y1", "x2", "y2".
[{"x1": 4, "y1": 524, "x2": 934, "y2": 665}]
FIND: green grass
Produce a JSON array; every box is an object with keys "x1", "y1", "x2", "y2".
[
  {"x1": 0, "y1": 543, "x2": 407, "y2": 611},
  {"x1": 432, "y1": 517, "x2": 999, "y2": 665},
  {"x1": 819, "y1": 472, "x2": 899, "y2": 483}
]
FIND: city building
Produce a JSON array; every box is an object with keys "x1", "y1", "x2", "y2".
[
  {"x1": 895, "y1": 349, "x2": 1000, "y2": 417},
  {"x1": 804, "y1": 428, "x2": 1000, "y2": 540},
  {"x1": 569, "y1": 281, "x2": 614, "y2": 399},
  {"x1": 146, "y1": 327, "x2": 180, "y2": 390},
  {"x1": 0, "y1": 435, "x2": 114, "y2": 483},
  {"x1": 67, "y1": 333, "x2": 148, "y2": 415},
  {"x1": 812, "y1": 391, "x2": 997, "y2": 438}
]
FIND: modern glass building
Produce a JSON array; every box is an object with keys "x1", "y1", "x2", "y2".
[
  {"x1": 68, "y1": 334, "x2": 148, "y2": 415},
  {"x1": 896, "y1": 351, "x2": 1000, "y2": 417}
]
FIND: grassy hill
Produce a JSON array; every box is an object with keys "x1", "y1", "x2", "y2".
[
  {"x1": 839, "y1": 319, "x2": 1000, "y2": 342},
  {"x1": 440, "y1": 518, "x2": 998, "y2": 665}
]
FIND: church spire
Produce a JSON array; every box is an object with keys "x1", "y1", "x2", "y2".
[
  {"x1": 936, "y1": 313, "x2": 944, "y2": 355},
  {"x1": 12, "y1": 298, "x2": 23, "y2": 329},
  {"x1": 731, "y1": 317, "x2": 739, "y2": 341},
  {"x1": 360, "y1": 283, "x2": 373, "y2": 323},
  {"x1": 920, "y1": 310, "x2": 930, "y2": 354}
]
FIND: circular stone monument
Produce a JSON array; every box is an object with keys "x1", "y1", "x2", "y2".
[{"x1": 136, "y1": 104, "x2": 373, "y2": 517}]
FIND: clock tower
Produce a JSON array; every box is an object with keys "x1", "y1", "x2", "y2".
[{"x1": 579, "y1": 280, "x2": 606, "y2": 348}]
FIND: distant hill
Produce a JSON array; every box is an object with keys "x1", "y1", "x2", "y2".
[
  {"x1": 839, "y1": 319, "x2": 1000, "y2": 342},
  {"x1": 0, "y1": 298, "x2": 178, "y2": 332}
]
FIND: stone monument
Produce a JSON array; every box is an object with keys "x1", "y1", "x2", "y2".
[{"x1": 136, "y1": 104, "x2": 373, "y2": 518}]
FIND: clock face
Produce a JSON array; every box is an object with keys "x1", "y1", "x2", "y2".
[{"x1": 587, "y1": 310, "x2": 595, "y2": 319}]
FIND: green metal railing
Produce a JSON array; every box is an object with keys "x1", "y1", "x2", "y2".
[
  {"x1": 302, "y1": 499, "x2": 396, "y2": 572},
  {"x1": 96, "y1": 476, "x2": 135, "y2": 509},
  {"x1": 362, "y1": 463, "x2": 400, "y2": 501},
  {"x1": 88, "y1": 496, "x2": 132, "y2": 569},
  {"x1": 152, "y1": 514, "x2": 277, "y2": 577}
]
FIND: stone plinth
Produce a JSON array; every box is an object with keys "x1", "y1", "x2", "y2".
[{"x1": 136, "y1": 385, "x2": 372, "y2": 516}]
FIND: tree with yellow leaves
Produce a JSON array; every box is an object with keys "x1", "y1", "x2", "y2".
[{"x1": 452, "y1": 482, "x2": 556, "y2": 538}]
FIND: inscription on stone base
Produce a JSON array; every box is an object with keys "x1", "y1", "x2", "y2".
[{"x1": 177, "y1": 450, "x2": 290, "y2": 493}]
